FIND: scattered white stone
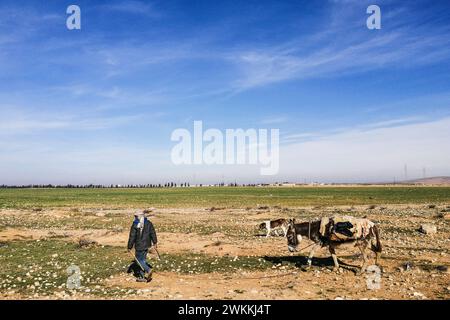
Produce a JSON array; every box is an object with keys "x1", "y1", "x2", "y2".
[
  {"x1": 419, "y1": 224, "x2": 437, "y2": 235},
  {"x1": 413, "y1": 292, "x2": 426, "y2": 299}
]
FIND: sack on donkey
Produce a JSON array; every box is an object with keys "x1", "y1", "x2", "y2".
[{"x1": 319, "y1": 215, "x2": 375, "y2": 241}]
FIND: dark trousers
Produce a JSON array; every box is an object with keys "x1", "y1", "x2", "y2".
[{"x1": 135, "y1": 249, "x2": 151, "y2": 277}]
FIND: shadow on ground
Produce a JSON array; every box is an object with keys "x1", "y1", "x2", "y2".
[{"x1": 263, "y1": 255, "x2": 358, "y2": 270}]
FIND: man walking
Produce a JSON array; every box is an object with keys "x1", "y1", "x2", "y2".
[{"x1": 127, "y1": 209, "x2": 158, "y2": 282}]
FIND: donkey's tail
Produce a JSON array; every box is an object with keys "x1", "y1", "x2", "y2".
[{"x1": 371, "y1": 224, "x2": 382, "y2": 253}]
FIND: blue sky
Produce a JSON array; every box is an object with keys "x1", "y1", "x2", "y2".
[{"x1": 1, "y1": 0, "x2": 450, "y2": 184}]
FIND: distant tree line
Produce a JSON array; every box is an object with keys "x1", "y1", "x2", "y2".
[
  {"x1": 0, "y1": 182, "x2": 251, "y2": 189},
  {"x1": 0, "y1": 183, "x2": 189, "y2": 189}
]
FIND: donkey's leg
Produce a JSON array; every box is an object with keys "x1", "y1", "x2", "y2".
[
  {"x1": 307, "y1": 243, "x2": 321, "y2": 268},
  {"x1": 375, "y1": 251, "x2": 381, "y2": 266},
  {"x1": 357, "y1": 241, "x2": 369, "y2": 274},
  {"x1": 373, "y1": 238, "x2": 382, "y2": 266},
  {"x1": 266, "y1": 228, "x2": 270, "y2": 237},
  {"x1": 329, "y1": 245, "x2": 339, "y2": 271}
]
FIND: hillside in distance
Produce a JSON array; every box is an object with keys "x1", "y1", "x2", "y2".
[{"x1": 401, "y1": 176, "x2": 450, "y2": 185}]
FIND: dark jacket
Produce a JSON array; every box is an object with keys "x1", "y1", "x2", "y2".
[{"x1": 127, "y1": 218, "x2": 158, "y2": 251}]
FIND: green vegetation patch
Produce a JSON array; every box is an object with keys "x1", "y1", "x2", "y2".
[
  {"x1": 0, "y1": 240, "x2": 293, "y2": 297},
  {"x1": 0, "y1": 213, "x2": 129, "y2": 231},
  {"x1": 1, "y1": 186, "x2": 449, "y2": 209},
  {"x1": 0, "y1": 240, "x2": 129, "y2": 296}
]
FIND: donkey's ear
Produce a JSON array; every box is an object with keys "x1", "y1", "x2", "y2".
[{"x1": 292, "y1": 218, "x2": 296, "y2": 223}]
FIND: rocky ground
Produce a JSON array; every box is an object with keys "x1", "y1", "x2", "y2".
[{"x1": 0, "y1": 204, "x2": 449, "y2": 299}]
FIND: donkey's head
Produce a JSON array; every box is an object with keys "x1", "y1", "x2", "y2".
[{"x1": 286, "y1": 219, "x2": 302, "y2": 252}]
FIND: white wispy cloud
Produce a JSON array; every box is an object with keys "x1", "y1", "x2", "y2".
[
  {"x1": 229, "y1": 29, "x2": 450, "y2": 92},
  {"x1": 0, "y1": 107, "x2": 142, "y2": 135},
  {"x1": 260, "y1": 116, "x2": 288, "y2": 125},
  {"x1": 224, "y1": 0, "x2": 450, "y2": 93},
  {"x1": 279, "y1": 117, "x2": 450, "y2": 182},
  {"x1": 282, "y1": 132, "x2": 321, "y2": 143},
  {"x1": 362, "y1": 117, "x2": 422, "y2": 129},
  {"x1": 100, "y1": 0, "x2": 160, "y2": 17},
  {"x1": 281, "y1": 116, "x2": 427, "y2": 145}
]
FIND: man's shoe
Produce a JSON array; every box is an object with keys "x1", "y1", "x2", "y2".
[
  {"x1": 136, "y1": 277, "x2": 147, "y2": 283},
  {"x1": 145, "y1": 269, "x2": 153, "y2": 282}
]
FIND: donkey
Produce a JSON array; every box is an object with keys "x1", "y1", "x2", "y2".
[
  {"x1": 285, "y1": 218, "x2": 382, "y2": 274},
  {"x1": 259, "y1": 219, "x2": 288, "y2": 237}
]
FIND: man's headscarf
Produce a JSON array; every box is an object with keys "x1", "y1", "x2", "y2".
[{"x1": 134, "y1": 210, "x2": 146, "y2": 233}]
